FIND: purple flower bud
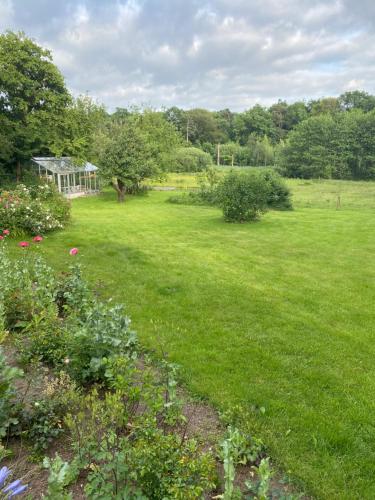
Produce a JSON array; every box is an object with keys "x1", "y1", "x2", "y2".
[
  {"x1": 0, "y1": 466, "x2": 11, "y2": 486},
  {"x1": 3, "y1": 479, "x2": 21, "y2": 493},
  {"x1": 8, "y1": 484, "x2": 28, "y2": 497}
]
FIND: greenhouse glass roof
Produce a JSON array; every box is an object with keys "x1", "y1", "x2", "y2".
[{"x1": 32, "y1": 157, "x2": 98, "y2": 174}]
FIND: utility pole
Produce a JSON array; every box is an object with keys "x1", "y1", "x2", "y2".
[{"x1": 217, "y1": 143, "x2": 220, "y2": 166}]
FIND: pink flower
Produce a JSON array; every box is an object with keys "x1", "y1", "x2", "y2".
[
  {"x1": 0, "y1": 235, "x2": 3, "y2": 240},
  {"x1": 3, "y1": 230, "x2": 9, "y2": 235},
  {"x1": 18, "y1": 241, "x2": 30, "y2": 248},
  {"x1": 33, "y1": 235, "x2": 43, "y2": 243},
  {"x1": 69, "y1": 247, "x2": 79, "y2": 256}
]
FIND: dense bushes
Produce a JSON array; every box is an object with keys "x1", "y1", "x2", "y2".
[
  {"x1": 168, "y1": 168, "x2": 292, "y2": 222},
  {"x1": 0, "y1": 183, "x2": 70, "y2": 234},
  {"x1": 168, "y1": 146, "x2": 213, "y2": 172},
  {"x1": 216, "y1": 171, "x2": 271, "y2": 222}
]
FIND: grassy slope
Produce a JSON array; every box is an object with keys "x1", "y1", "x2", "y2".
[{"x1": 29, "y1": 178, "x2": 375, "y2": 498}]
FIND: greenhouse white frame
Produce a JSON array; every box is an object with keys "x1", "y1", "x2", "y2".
[{"x1": 32, "y1": 157, "x2": 99, "y2": 198}]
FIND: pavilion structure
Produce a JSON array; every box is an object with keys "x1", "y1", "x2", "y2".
[{"x1": 32, "y1": 157, "x2": 99, "y2": 198}]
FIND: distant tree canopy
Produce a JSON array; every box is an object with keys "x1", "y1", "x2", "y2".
[
  {"x1": 2, "y1": 31, "x2": 375, "y2": 183},
  {"x1": 279, "y1": 110, "x2": 375, "y2": 179}
]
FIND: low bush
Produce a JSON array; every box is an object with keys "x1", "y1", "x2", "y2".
[
  {"x1": 66, "y1": 357, "x2": 216, "y2": 499},
  {"x1": 0, "y1": 183, "x2": 70, "y2": 235},
  {"x1": 0, "y1": 345, "x2": 23, "y2": 438},
  {"x1": 216, "y1": 171, "x2": 270, "y2": 222},
  {"x1": 258, "y1": 170, "x2": 293, "y2": 210},
  {"x1": 168, "y1": 147, "x2": 213, "y2": 172},
  {"x1": 22, "y1": 372, "x2": 80, "y2": 455},
  {"x1": 0, "y1": 242, "x2": 57, "y2": 330},
  {"x1": 65, "y1": 301, "x2": 138, "y2": 384}
]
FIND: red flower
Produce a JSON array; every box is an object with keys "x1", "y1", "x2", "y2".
[
  {"x1": 69, "y1": 247, "x2": 79, "y2": 256},
  {"x1": 3, "y1": 230, "x2": 10, "y2": 235},
  {"x1": 18, "y1": 241, "x2": 30, "y2": 248},
  {"x1": 0, "y1": 235, "x2": 3, "y2": 240},
  {"x1": 33, "y1": 235, "x2": 43, "y2": 243}
]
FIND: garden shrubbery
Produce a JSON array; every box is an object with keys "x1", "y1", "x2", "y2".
[
  {"x1": 216, "y1": 171, "x2": 270, "y2": 222},
  {"x1": 0, "y1": 182, "x2": 70, "y2": 235},
  {"x1": 168, "y1": 168, "x2": 292, "y2": 223},
  {"x1": 168, "y1": 146, "x2": 213, "y2": 172}
]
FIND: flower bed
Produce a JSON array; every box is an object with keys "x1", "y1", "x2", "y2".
[
  {"x1": 0, "y1": 183, "x2": 70, "y2": 235},
  {"x1": 0, "y1": 236, "x2": 298, "y2": 499}
]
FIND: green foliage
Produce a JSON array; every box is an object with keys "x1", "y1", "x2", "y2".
[
  {"x1": 216, "y1": 171, "x2": 270, "y2": 222},
  {"x1": 219, "y1": 427, "x2": 241, "y2": 500},
  {"x1": 56, "y1": 262, "x2": 93, "y2": 318},
  {"x1": 65, "y1": 300, "x2": 138, "y2": 384},
  {"x1": 0, "y1": 183, "x2": 70, "y2": 235},
  {"x1": 96, "y1": 110, "x2": 181, "y2": 202},
  {"x1": 280, "y1": 110, "x2": 375, "y2": 180},
  {"x1": 43, "y1": 454, "x2": 79, "y2": 500},
  {"x1": 0, "y1": 244, "x2": 57, "y2": 330},
  {"x1": 0, "y1": 346, "x2": 23, "y2": 438},
  {"x1": 16, "y1": 310, "x2": 67, "y2": 367},
  {"x1": 66, "y1": 358, "x2": 216, "y2": 499},
  {"x1": 245, "y1": 458, "x2": 273, "y2": 500},
  {"x1": 168, "y1": 146, "x2": 213, "y2": 172},
  {"x1": 22, "y1": 372, "x2": 79, "y2": 455},
  {"x1": 258, "y1": 170, "x2": 292, "y2": 210},
  {"x1": 0, "y1": 31, "x2": 70, "y2": 174}
]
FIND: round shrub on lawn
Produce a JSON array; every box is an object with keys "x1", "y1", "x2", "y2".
[
  {"x1": 168, "y1": 147, "x2": 213, "y2": 172},
  {"x1": 216, "y1": 170, "x2": 270, "y2": 222},
  {"x1": 258, "y1": 170, "x2": 293, "y2": 210}
]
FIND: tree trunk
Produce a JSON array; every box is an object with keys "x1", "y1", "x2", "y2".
[
  {"x1": 16, "y1": 160, "x2": 22, "y2": 182},
  {"x1": 112, "y1": 178, "x2": 126, "y2": 203}
]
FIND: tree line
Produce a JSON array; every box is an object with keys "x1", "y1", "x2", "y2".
[{"x1": 1, "y1": 30, "x2": 375, "y2": 188}]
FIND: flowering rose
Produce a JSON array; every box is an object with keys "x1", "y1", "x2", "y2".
[
  {"x1": 18, "y1": 241, "x2": 30, "y2": 248},
  {"x1": 0, "y1": 236, "x2": 3, "y2": 240},
  {"x1": 69, "y1": 247, "x2": 79, "y2": 256},
  {"x1": 3, "y1": 229, "x2": 9, "y2": 235},
  {"x1": 33, "y1": 235, "x2": 43, "y2": 243}
]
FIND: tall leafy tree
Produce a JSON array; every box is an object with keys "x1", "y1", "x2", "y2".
[
  {"x1": 0, "y1": 31, "x2": 71, "y2": 177},
  {"x1": 96, "y1": 110, "x2": 181, "y2": 202},
  {"x1": 233, "y1": 105, "x2": 276, "y2": 145}
]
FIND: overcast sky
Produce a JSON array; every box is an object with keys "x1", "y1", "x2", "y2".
[{"x1": 1, "y1": 0, "x2": 374, "y2": 111}]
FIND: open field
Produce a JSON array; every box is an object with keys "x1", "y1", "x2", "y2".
[{"x1": 16, "y1": 178, "x2": 375, "y2": 498}]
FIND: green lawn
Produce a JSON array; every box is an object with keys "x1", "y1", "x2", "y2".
[{"x1": 23, "y1": 179, "x2": 375, "y2": 498}]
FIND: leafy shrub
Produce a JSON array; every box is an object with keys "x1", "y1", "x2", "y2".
[
  {"x1": 168, "y1": 147, "x2": 213, "y2": 172},
  {"x1": 0, "y1": 244, "x2": 57, "y2": 330},
  {"x1": 22, "y1": 372, "x2": 79, "y2": 454},
  {"x1": 216, "y1": 171, "x2": 270, "y2": 222},
  {"x1": 43, "y1": 454, "x2": 79, "y2": 500},
  {"x1": 65, "y1": 301, "x2": 138, "y2": 384},
  {"x1": 66, "y1": 358, "x2": 216, "y2": 499},
  {"x1": 16, "y1": 310, "x2": 67, "y2": 367},
  {"x1": 56, "y1": 263, "x2": 93, "y2": 318},
  {"x1": 0, "y1": 183, "x2": 70, "y2": 235},
  {"x1": 0, "y1": 346, "x2": 23, "y2": 438},
  {"x1": 258, "y1": 170, "x2": 293, "y2": 210}
]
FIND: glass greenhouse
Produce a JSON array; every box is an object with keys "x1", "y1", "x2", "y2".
[{"x1": 32, "y1": 157, "x2": 99, "y2": 198}]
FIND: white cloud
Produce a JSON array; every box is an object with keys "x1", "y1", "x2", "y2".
[
  {"x1": 0, "y1": 0, "x2": 14, "y2": 30},
  {"x1": 1, "y1": 0, "x2": 374, "y2": 110}
]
